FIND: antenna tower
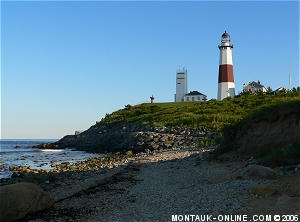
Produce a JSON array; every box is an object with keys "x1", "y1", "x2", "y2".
[{"x1": 289, "y1": 61, "x2": 292, "y2": 90}]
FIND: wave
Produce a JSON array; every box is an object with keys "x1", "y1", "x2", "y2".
[{"x1": 38, "y1": 149, "x2": 64, "y2": 152}]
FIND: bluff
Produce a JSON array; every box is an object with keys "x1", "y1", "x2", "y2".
[{"x1": 219, "y1": 101, "x2": 300, "y2": 156}]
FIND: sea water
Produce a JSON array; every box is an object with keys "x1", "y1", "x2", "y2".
[{"x1": 0, "y1": 139, "x2": 101, "y2": 179}]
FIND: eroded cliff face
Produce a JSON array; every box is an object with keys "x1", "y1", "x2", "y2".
[{"x1": 220, "y1": 104, "x2": 300, "y2": 156}]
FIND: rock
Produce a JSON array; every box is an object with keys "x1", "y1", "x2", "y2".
[
  {"x1": 159, "y1": 135, "x2": 168, "y2": 142},
  {"x1": 145, "y1": 149, "x2": 151, "y2": 154},
  {"x1": 206, "y1": 169, "x2": 235, "y2": 183},
  {"x1": 244, "y1": 165, "x2": 276, "y2": 180},
  {"x1": 251, "y1": 184, "x2": 278, "y2": 196},
  {"x1": 11, "y1": 172, "x2": 18, "y2": 178},
  {"x1": 285, "y1": 188, "x2": 296, "y2": 197},
  {"x1": 192, "y1": 137, "x2": 199, "y2": 142},
  {"x1": 151, "y1": 144, "x2": 159, "y2": 150},
  {"x1": 153, "y1": 137, "x2": 159, "y2": 142},
  {"x1": 164, "y1": 140, "x2": 173, "y2": 145},
  {"x1": 281, "y1": 165, "x2": 296, "y2": 171},
  {"x1": 0, "y1": 182, "x2": 54, "y2": 222},
  {"x1": 136, "y1": 141, "x2": 144, "y2": 146},
  {"x1": 275, "y1": 195, "x2": 291, "y2": 205},
  {"x1": 144, "y1": 135, "x2": 153, "y2": 142}
]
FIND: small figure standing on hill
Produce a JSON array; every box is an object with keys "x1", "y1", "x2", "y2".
[{"x1": 150, "y1": 95, "x2": 155, "y2": 103}]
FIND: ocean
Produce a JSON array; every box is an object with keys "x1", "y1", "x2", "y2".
[{"x1": 0, "y1": 139, "x2": 102, "y2": 179}]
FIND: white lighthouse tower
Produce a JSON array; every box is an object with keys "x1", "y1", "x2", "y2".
[{"x1": 217, "y1": 31, "x2": 235, "y2": 100}]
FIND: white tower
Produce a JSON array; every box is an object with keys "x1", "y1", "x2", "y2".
[
  {"x1": 217, "y1": 31, "x2": 235, "y2": 100},
  {"x1": 175, "y1": 68, "x2": 188, "y2": 102}
]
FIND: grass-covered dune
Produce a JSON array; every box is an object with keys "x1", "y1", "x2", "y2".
[{"x1": 97, "y1": 90, "x2": 300, "y2": 133}]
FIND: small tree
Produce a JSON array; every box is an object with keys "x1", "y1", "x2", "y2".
[{"x1": 266, "y1": 86, "x2": 273, "y2": 95}]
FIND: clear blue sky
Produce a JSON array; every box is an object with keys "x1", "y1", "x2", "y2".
[{"x1": 1, "y1": 1, "x2": 299, "y2": 139}]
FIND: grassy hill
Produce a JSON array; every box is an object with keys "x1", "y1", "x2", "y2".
[
  {"x1": 95, "y1": 90, "x2": 300, "y2": 166},
  {"x1": 50, "y1": 89, "x2": 299, "y2": 162},
  {"x1": 96, "y1": 90, "x2": 300, "y2": 132}
]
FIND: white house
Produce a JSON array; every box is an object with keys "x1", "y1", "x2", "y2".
[
  {"x1": 273, "y1": 87, "x2": 286, "y2": 94},
  {"x1": 243, "y1": 81, "x2": 267, "y2": 94},
  {"x1": 183, "y1": 91, "x2": 207, "y2": 102}
]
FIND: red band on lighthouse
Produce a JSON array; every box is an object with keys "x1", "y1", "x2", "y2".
[{"x1": 218, "y1": 64, "x2": 234, "y2": 83}]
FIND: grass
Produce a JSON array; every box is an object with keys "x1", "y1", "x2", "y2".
[
  {"x1": 96, "y1": 90, "x2": 300, "y2": 133},
  {"x1": 211, "y1": 94, "x2": 300, "y2": 161},
  {"x1": 195, "y1": 134, "x2": 223, "y2": 148},
  {"x1": 255, "y1": 140, "x2": 300, "y2": 167}
]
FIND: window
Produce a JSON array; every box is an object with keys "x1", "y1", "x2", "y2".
[
  {"x1": 186, "y1": 97, "x2": 189, "y2": 101},
  {"x1": 192, "y1": 97, "x2": 195, "y2": 101},
  {"x1": 197, "y1": 96, "x2": 201, "y2": 101}
]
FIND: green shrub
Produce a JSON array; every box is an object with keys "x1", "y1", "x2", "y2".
[{"x1": 256, "y1": 140, "x2": 300, "y2": 167}]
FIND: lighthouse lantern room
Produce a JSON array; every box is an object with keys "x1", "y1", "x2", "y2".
[{"x1": 217, "y1": 31, "x2": 235, "y2": 100}]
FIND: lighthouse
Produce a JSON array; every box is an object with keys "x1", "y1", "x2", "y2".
[{"x1": 217, "y1": 31, "x2": 235, "y2": 100}]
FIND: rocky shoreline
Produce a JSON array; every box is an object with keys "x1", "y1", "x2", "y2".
[
  {"x1": 0, "y1": 146, "x2": 215, "y2": 190},
  {"x1": 33, "y1": 124, "x2": 220, "y2": 154},
  {"x1": 2, "y1": 147, "x2": 299, "y2": 222},
  {"x1": 1, "y1": 136, "x2": 299, "y2": 222}
]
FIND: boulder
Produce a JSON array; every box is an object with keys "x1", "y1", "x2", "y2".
[
  {"x1": 0, "y1": 182, "x2": 54, "y2": 222},
  {"x1": 251, "y1": 184, "x2": 278, "y2": 196},
  {"x1": 285, "y1": 188, "x2": 296, "y2": 197},
  {"x1": 206, "y1": 169, "x2": 235, "y2": 183},
  {"x1": 244, "y1": 165, "x2": 276, "y2": 180}
]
